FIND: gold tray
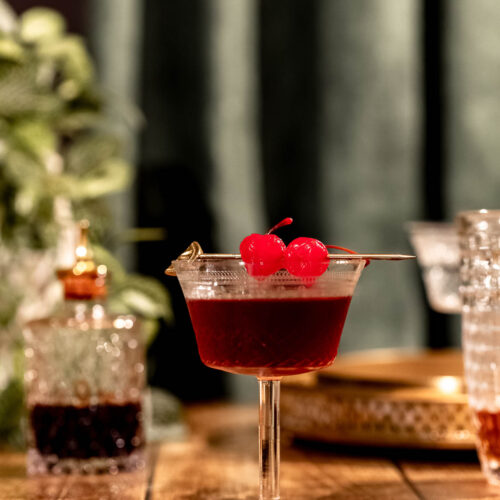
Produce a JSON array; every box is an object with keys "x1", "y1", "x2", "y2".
[{"x1": 281, "y1": 349, "x2": 475, "y2": 450}]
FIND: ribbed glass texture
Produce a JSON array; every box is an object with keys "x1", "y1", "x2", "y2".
[
  {"x1": 458, "y1": 209, "x2": 500, "y2": 485},
  {"x1": 23, "y1": 301, "x2": 146, "y2": 475},
  {"x1": 174, "y1": 258, "x2": 365, "y2": 300}
]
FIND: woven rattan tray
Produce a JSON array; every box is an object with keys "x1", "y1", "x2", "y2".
[{"x1": 281, "y1": 349, "x2": 475, "y2": 449}]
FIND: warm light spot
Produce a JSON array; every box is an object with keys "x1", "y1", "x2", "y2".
[
  {"x1": 113, "y1": 318, "x2": 125, "y2": 329},
  {"x1": 92, "y1": 305, "x2": 105, "y2": 320},
  {"x1": 97, "y1": 264, "x2": 107, "y2": 276},
  {"x1": 74, "y1": 261, "x2": 88, "y2": 275},
  {"x1": 75, "y1": 245, "x2": 87, "y2": 258},
  {"x1": 437, "y1": 376, "x2": 460, "y2": 394}
]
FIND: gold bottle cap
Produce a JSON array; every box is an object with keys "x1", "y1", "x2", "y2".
[{"x1": 57, "y1": 220, "x2": 107, "y2": 300}]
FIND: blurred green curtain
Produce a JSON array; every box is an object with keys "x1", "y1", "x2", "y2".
[
  {"x1": 134, "y1": 0, "x2": 500, "y2": 360},
  {"x1": 89, "y1": 0, "x2": 143, "y2": 269},
  {"x1": 137, "y1": 0, "x2": 423, "y2": 359},
  {"x1": 317, "y1": 0, "x2": 422, "y2": 352},
  {"x1": 447, "y1": 0, "x2": 500, "y2": 213},
  {"x1": 202, "y1": 0, "x2": 424, "y2": 353}
]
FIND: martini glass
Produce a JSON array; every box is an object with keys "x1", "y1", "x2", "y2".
[{"x1": 169, "y1": 247, "x2": 367, "y2": 500}]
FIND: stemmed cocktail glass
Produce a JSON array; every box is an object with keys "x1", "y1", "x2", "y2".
[{"x1": 167, "y1": 244, "x2": 410, "y2": 499}]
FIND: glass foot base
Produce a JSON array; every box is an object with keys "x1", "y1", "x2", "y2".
[{"x1": 27, "y1": 448, "x2": 146, "y2": 475}]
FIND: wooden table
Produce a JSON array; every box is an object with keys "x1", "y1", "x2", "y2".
[{"x1": 1, "y1": 404, "x2": 500, "y2": 499}]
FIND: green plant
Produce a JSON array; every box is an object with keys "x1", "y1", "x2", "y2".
[
  {"x1": 0, "y1": 1, "x2": 170, "y2": 321},
  {"x1": 0, "y1": 2, "x2": 171, "y2": 443},
  {"x1": 1, "y1": 5, "x2": 114, "y2": 244}
]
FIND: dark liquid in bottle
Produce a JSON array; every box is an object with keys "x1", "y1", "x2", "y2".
[{"x1": 30, "y1": 402, "x2": 143, "y2": 460}]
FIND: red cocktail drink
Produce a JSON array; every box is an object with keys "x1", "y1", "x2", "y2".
[
  {"x1": 171, "y1": 252, "x2": 368, "y2": 500},
  {"x1": 187, "y1": 296, "x2": 351, "y2": 377},
  {"x1": 168, "y1": 231, "x2": 413, "y2": 500}
]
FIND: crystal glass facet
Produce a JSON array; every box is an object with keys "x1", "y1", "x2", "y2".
[
  {"x1": 24, "y1": 301, "x2": 146, "y2": 475},
  {"x1": 174, "y1": 257, "x2": 365, "y2": 499},
  {"x1": 458, "y1": 209, "x2": 500, "y2": 485}
]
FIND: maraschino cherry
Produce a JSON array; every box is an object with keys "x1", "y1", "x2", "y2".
[
  {"x1": 284, "y1": 237, "x2": 329, "y2": 277},
  {"x1": 240, "y1": 217, "x2": 293, "y2": 276},
  {"x1": 284, "y1": 241, "x2": 362, "y2": 278}
]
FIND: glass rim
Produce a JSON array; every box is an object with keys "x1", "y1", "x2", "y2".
[
  {"x1": 456, "y1": 209, "x2": 500, "y2": 232},
  {"x1": 172, "y1": 255, "x2": 366, "y2": 271},
  {"x1": 172, "y1": 256, "x2": 366, "y2": 299},
  {"x1": 405, "y1": 220, "x2": 457, "y2": 234},
  {"x1": 457, "y1": 209, "x2": 500, "y2": 218}
]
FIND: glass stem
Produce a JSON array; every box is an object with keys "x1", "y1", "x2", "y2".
[{"x1": 258, "y1": 379, "x2": 280, "y2": 500}]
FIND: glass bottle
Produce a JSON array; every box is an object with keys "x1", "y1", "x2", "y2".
[{"x1": 23, "y1": 222, "x2": 146, "y2": 475}]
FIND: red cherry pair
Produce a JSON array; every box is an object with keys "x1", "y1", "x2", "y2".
[
  {"x1": 239, "y1": 218, "x2": 292, "y2": 277},
  {"x1": 239, "y1": 218, "x2": 359, "y2": 278}
]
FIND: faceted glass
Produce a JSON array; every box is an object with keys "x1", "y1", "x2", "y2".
[
  {"x1": 458, "y1": 209, "x2": 500, "y2": 485},
  {"x1": 23, "y1": 300, "x2": 146, "y2": 475}
]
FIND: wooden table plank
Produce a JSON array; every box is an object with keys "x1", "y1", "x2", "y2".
[
  {"x1": 0, "y1": 449, "x2": 150, "y2": 500},
  {"x1": 1, "y1": 404, "x2": 499, "y2": 499},
  {"x1": 400, "y1": 461, "x2": 500, "y2": 500},
  {"x1": 280, "y1": 448, "x2": 419, "y2": 500},
  {"x1": 150, "y1": 405, "x2": 261, "y2": 499},
  {"x1": 149, "y1": 404, "x2": 419, "y2": 499}
]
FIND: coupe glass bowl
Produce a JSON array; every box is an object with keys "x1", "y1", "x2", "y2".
[{"x1": 173, "y1": 256, "x2": 366, "y2": 500}]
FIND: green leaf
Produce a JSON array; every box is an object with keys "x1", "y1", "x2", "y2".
[
  {"x1": 141, "y1": 318, "x2": 160, "y2": 347},
  {"x1": 110, "y1": 274, "x2": 172, "y2": 322},
  {"x1": 0, "y1": 37, "x2": 24, "y2": 62},
  {"x1": 10, "y1": 119, "x2": 57, "y2": 162},
  {"x1": 0, "y1": 377, "x2": 23, "y2": 433},
  {"x1": 4, "y1": 148, "x2": 45, "y2": 187},
  {"x1": 14, "y1": 185, "x2": 38, "y2": 216},
  {"x1": 0, "y1": 64, "x2": 62, "y2": 117},
  {"x1": 20, "y1": 7, "x2": 65, "y2": 43},
  {"x1": 57, "y1": 110, "x2": 102, "y2": 133},
  {"x1": 37, "y1": 35, "x2": 94, "y2": 97},
  {"x1": 0, "y1": 283, "x2": 21, "y2": 328},
  {"x1": 65, "y1": 134, "x2": 120, "y2": 174},
  {"x1": 92, "y1": 244, "x2": 127, "y2": 282},
  {"x1": 57, "y1": 157, "x2": 132, "y2": 199}
]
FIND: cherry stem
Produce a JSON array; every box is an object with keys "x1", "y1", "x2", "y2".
[
  {"x1": 325, "y1": 244, "x2": 358, "y2": 255},
  {"x1": 326, "y1": 244, "x2": 370, "y2": 266},
  {"x1": 266, "y1": 217, "x2": 293, "y2": 235}
]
